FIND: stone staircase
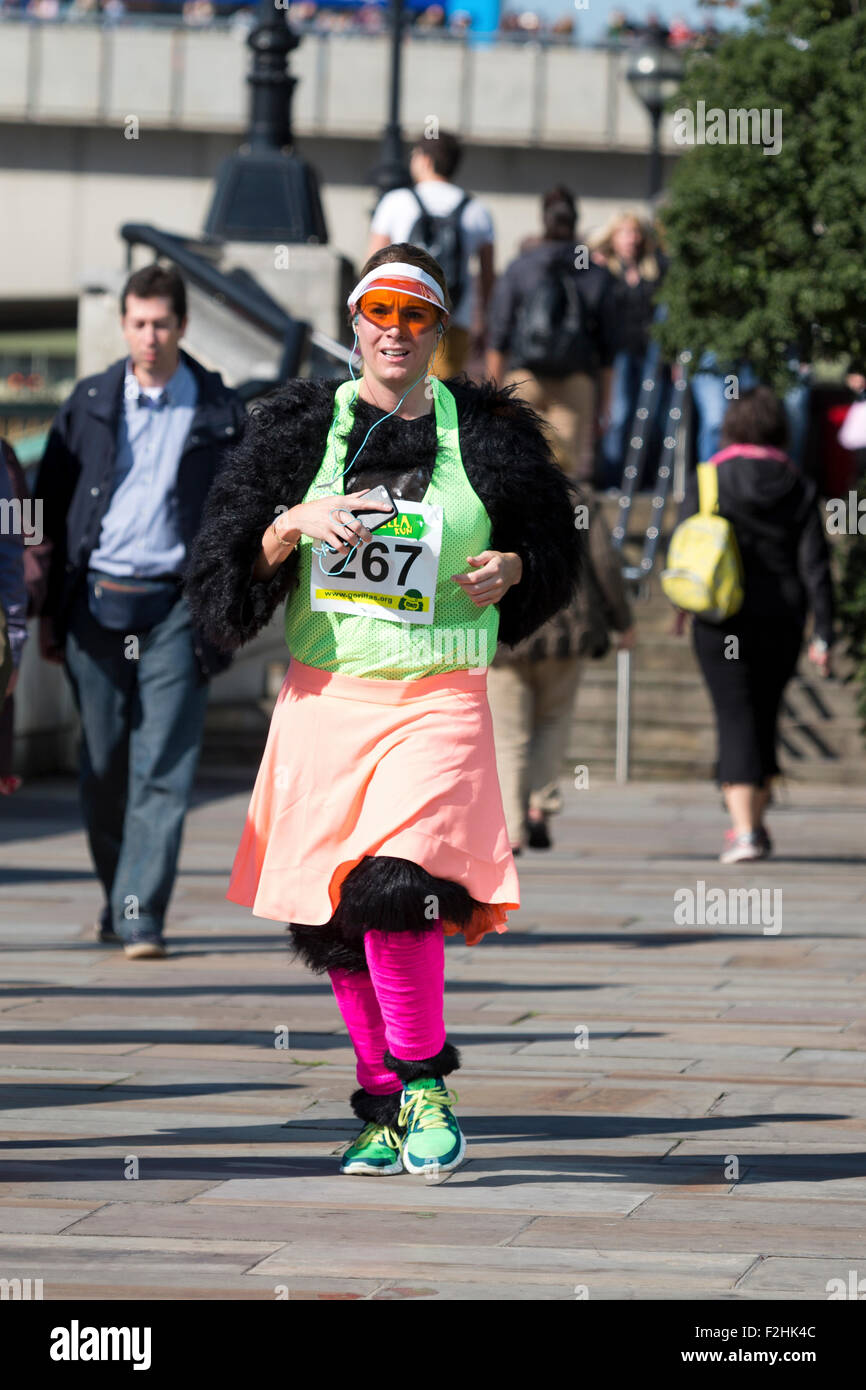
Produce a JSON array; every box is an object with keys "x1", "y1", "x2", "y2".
[
  {"x1": 567, "y1": 493, "x2": 864, "y2": 783},
  {"x1": 200, "y1": 491, "x2": 865, "y2": 784}
]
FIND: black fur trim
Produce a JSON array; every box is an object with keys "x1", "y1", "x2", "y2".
[
  {"x1": 286, "y1": 921, "x2": 367, "y2": 976},
  {"x1": 384, "y1": 1040, "x2": 462, "y2": 1082},
  {"x1": 350, "y1": 1086, "x2": 403, "y2": 1125},
  {"x1": 183, "y1": 374, "x2": 583, "y2": 654},
  {"x1": 184, "y1": 381, "x2": 338, "y2": 652},
  {"x1": 329, "y1": 855, "x2": 477, "y2": 936}
]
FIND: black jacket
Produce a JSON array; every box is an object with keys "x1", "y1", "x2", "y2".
[
  {"x1": 487, "y1": 240, "x2": 618, "y2": 372},
  {"x1": 184, "y1": 376, "x2": 584, "y2": 656},
  {"x1": 679, "y1": 451, "x2": 834, "y2": 643},
  {"x1": 36, "y1": 348, "x2": 247, "y2": 677},
  {"x1": 607, "y1": 253, "x2": 668, "y2": 357}
]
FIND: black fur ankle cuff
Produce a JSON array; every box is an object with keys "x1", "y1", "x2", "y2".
[
  {"x1": 287, "y1": 922, "x2": 367, "y2": 976},
  {"x1": 350, "y1": 1086, "x2": 403, "y2": 1125},
  {"x1": 383, "y1": 1040, "x2": 462, "y2": 1082}
]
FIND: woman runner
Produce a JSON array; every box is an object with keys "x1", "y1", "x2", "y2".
[{"x1": 185, "y1": 244, "x2": 582, "y2": 1176}]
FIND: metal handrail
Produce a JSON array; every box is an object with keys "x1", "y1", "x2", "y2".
[
  {"x1": 120, "y1": 222, "x2": 311, "y2": 383},
  {"x1": 607, "y1": 335, "x2": 694, "y2": 782}
]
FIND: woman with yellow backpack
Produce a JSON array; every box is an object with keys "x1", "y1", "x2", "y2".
[{"x1": 664, "y1": 387, "x2": 834, "y2": 863}]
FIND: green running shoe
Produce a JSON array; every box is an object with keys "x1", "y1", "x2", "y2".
[
  {"x1": 398, "y1": 1077, "x2": 466, "y2": 1175},
  {"x1": 340, "y1": 1120, "x2": 405, "y2": 1175}
]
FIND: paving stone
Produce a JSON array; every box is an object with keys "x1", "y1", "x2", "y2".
[
  {"x1": 248, "y1": 1240, "x2": 755, "y2": 1290},
  {"x1": 193, "y1": 1174, "x2": 651, "y2": 1217},
  {"x1": 0, "y1": 1205, "x2": 102, "y2": 1234},
  {"x1": 735, "y1": 1256, "x2": 866, "y2": 1295},
  {"x1": 62, "y1": 1201, "x2": 530, "y2": 1246},
  {"x1": 0, "y1": 1180, "x2": 220, "y2": 1202},
  {"x1": 513, "y1": 1213, "x2": 866, "y2": 1259}
]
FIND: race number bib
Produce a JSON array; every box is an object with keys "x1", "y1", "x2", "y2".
[{"x1": 310, "y1": 500, "x2": 442, "y2": 626}]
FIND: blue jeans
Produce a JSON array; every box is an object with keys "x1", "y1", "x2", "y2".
[
  {"x1": 689, "y1": 356, "x2": 760, "y2": 462},
  {"x1": 690, "y1": 356, "x2": 810, "y2": 466},
  {"x1": 601, "y1": 348, "x2": 672, "y2": 489},
  {"x1": 64, "y1": 586, "x2": 210, "y2": 941},
  {"x1": 784, "y1": 379, "x2": 811, "y2": 470}
]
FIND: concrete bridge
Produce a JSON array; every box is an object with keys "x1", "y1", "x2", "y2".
[{"x1": 0, "y1": 17, "x2": 682, "y2": 305}]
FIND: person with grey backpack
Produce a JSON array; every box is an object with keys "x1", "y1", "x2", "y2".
[{"x1": 486, "y1": 186, "x2": 617, "y2": 484}]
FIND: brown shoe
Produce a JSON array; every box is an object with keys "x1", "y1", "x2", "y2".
[{"x1": 123, "y1": 940, "x2": 167, "y2": 960}]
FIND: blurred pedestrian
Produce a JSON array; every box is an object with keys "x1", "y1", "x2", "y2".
[
  {"x1": 368, "y1": 131, "x2": 495, "y2": 379},
  {"x1": 0, "y1": 437, "x2": 48, "y2": 794},
  {"x1": 690, "y1": 353, "x2": 759, "y2": 463},
  {"x1": 605, "y1": 8, "x2": 635, "y2": 45},
  {"x1": 678, "y1": 387, "x2": 834, "y2": 863},
  {"x1": 486, "y1": 186, "x2": 617, "y2": 483},
  {"x1": 0, "y1": 443, "x2": 28, "y2": 714},
  {"x1": 668, "y1": 14, "x2": 695, "y2": 49},
  {"x1": 639, "y1": 10, "x2": 670, "y2": 45},
  {"x1": 488, "y1": 486, "x2": 634, "y2": 852},
  {"x1": 590, "y1": 210, "x2": 669, "y2": 489},
  {"x1": 35, "y1": 264, "x2": 246, "y2": 957}
]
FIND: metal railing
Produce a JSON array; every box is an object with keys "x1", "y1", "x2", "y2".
[
  {"x1": 120, "y1": 222, "x2": 363, "y2": 393},
  {"x1": 608, "y1": 329, "x2": 694, "y2": 782},
  {"x1": 120, "y1": 223, "x2": 313, "y2": 385}
]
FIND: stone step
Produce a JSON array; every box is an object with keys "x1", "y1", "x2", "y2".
[
  {"x1": 578, "y1": 671, "x2": 860, "y2": 722},
  {"x1": 570, "y1": 713, "x2": 865, "y2": 758},
  {"x1": 571, "y1": 753, "x2": 863, "y2": 784}
]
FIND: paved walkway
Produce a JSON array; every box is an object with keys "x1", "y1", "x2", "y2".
[{"x1": 1, "y1": 773, "x2": 865, "y2": 1301}]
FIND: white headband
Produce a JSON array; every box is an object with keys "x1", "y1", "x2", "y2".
[{"x1": 347, "y1": 262, "x2": 448, "y2": 314}]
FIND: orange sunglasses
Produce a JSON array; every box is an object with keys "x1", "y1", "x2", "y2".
[{"x1": 357, "y1": 290, "x2": 443, "y2": 337}]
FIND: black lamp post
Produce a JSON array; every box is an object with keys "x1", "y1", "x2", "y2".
[
  {"x1": 626, "y1": 44, "x2": 684, "y2": 202},
  {"x1": 204, "y1": 0, "x2": 328, "y2": 243},
  {"x1": 370, "y1": 0, "x2": 412, "y2": 199}
]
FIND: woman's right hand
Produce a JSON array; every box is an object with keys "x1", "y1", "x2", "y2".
[{"x1": 280, "y1": 490, "x2": 376, "y2": 556}]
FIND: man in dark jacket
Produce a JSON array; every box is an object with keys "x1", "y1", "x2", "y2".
[
  {"x1": 486, "y1": 186, "x2": 617, "y2": 484},
  {"x1": 35, "y1": 264, "x2": 246, "y2": 958}
]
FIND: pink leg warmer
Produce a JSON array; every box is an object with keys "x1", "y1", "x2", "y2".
[
  {"x1": 327, "y1": 967, "x2": 402, "y2": 1095},
  {"x1": 363, "y1": 923, "x2": 446, "y2": 1062}
]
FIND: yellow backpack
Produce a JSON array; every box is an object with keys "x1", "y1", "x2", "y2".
[{"x1": 660, "y1": 463, "x2": 744, "y2": 621}]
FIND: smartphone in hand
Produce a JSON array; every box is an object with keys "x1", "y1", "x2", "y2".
[{"x1": 349, "y1": 484, "x2": 398, "y2": 533}]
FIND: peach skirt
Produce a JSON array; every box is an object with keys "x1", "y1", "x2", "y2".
[{"x1": 226, "y1": 658, "x2": 520, "y2": 944}]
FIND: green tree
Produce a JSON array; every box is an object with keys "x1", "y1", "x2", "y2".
[{"x1": 656, "y1": 0, "x2": 866, "y2": 392}]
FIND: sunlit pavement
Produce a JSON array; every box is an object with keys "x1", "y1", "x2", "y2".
[{"x1": 1, "y1": 772, "x2": 864, "y2": 1300}]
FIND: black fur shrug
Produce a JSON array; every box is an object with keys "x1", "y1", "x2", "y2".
[{"x1": 184, "y1": 374, "x2": 584, "y2": 653}]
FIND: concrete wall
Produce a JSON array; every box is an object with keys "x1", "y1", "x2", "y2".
[
  {"x1": 0, "y1": 22, "x2": 681, "y2": 305},
  {"x1": 0, "y1": 123, "x2": 676, "y2": 305},
  {"x1": 0, "y1": 22, "x2": 680, "y2": 148}
]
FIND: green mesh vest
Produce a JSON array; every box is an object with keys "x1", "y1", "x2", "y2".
[{"x1": 284, "y1": 376, "x2": 499, "y2": 679}]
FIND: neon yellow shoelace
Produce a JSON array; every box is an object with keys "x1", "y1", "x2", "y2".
[
  {"x1": 355, "y1": 1122, "x2": 403, "y2": 1151},
  {"x1": 398, "y1": 1087, "x2": 459, "y2": 1131}
]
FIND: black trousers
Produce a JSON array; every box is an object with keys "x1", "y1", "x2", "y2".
[{"x1": 692, "y1": 614, "x2": 803, "y2": 787}]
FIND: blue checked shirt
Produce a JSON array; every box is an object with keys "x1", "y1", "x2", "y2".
[{"x1": 89, "y1": 356, "x2": 199, "y2": 577}]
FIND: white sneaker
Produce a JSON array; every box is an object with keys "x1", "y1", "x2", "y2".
[
  {"x1": 123, "y1": 940, "x2": 167, "y2": 959},
  {"x1": 719, "y1": 831, "x2": 766, "y2": 864}
]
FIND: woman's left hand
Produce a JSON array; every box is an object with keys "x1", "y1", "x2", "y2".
[{"x1": 452, "y1": 550, "x2": 523, "y2": 607}]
